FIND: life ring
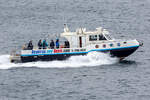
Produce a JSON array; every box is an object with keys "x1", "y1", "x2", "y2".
[{"x1": 95, "y1": 45, "x2": 99, "y2": 48}]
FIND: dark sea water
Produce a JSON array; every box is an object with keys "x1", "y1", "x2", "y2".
[{"x1": 0, "y1": 0, "x2": 150, "y2": 100}]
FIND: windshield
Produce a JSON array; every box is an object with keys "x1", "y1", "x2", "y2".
[
  {"x1": 99, "y1": 34, "x2": 107, "y2": 40},
  {"x1": 104, "y1": 34, "x2": 112, "y2": 40}
]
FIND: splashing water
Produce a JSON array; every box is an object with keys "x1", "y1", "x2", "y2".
[{"x1": 0, "y1": 52, "x2": 119, "y2": 69}]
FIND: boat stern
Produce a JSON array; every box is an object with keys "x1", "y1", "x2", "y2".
[{"x1": 10, "y1": 51, "x2": 21, "y2": 63}]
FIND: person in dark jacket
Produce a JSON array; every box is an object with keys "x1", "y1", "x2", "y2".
[
  {"x1": 50, "y1": 40, "x2": 55, "y2": 49},
  {"x1": 38, "y1": 39, "x2": 42, "y2": 49},
  {"x1": 64, "y1": 41, "x2": 67, "y2": 48},
  {"x1": 65, "y1": 40, "x2": 70, "y2": 48},
  {"x1": 56, "y1": 39, "x2": 59, "y2": 49},
  {"x1": 27, "y1": 40, "x2": 33, "y2": 50},
  {"x1": 42, "y1": 39, "x2": 48, "y2": 49}
]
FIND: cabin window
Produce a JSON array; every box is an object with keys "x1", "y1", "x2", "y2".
[
  {"x1": 89, "y1": 35, "x2": 97, "y2": 41},
  {"x1": 110, "y1": 44, "x2": 113, "y2": 47},
  {"x1": 99, "y1": 35, "x2": 106, "y2": 40},
  {"x1": 123, "y1": 41, "x2": 127, "y2": 44},
  {"x1": 103, "y1": 44, "x2": 106, "y2": 48},
  {"x1": 95, "y1": 45, "x2": 99, "y2": 48}
]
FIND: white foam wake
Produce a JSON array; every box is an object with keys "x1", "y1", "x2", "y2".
[{"x1": 0, "y1": 52, "x2": 119, "y2": 69}]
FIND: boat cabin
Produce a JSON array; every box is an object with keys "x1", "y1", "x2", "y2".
[{"x1": 61, "y1": 25, "x2": 112, "y2": 48}]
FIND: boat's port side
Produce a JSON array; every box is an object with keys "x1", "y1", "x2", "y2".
[
  {"x1": 20, "y1": 44, "x2": 139, "y2": 62},
  {"x1": 20, "y1": 45, "x2": 139, "y2": 62},
  {"x1": 19, "y1": 39, "x2": 140, "y2": 63}
]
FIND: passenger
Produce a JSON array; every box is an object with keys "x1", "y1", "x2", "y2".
[
  {"x1": 27, "y1": 40, "x2": 33, "y2": 50},
  {"x1": 50, "y1": 40, "x2": 55, "y2": 49},
  {"x1": 24, "y1": 43, "x2": 28, "y2": 50},
  {"x1": 56, "y1": 39, "x2": 59, "y2": 49},
  {"x1": 66, "y1": 40, "x2": 70, "y2": 48},
  {"x1": 64, "y1": 41, "x2": 67, "y2": 48},
  {"x1": 42, "y1": 39, "x2": 48, "y2": 49},
  {"x1": 65, "y1": 40, "x2": 70, "y2": 48},
  {"x1": 22, "y1": 44, "x2": 26, "y2": 50},
  {"x1": 38, "y1": 39, "x2": 42, "y2": 49}
]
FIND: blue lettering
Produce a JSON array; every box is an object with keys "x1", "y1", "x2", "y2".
[
  {"x1": 32, "y1": 50, "x2": 35, "y2": 54},
  {"x1": 47, "y1": 50, "x2": 53, "y2": 54},
  {"x1": 32, "y1": 50, "x2": 46, "y2": 54},
  {"x1": 42, "y1": 50, "x2": 46, "y2": 53}
]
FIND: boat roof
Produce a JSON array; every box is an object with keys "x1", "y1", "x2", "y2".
[{"x1": 61, "y1": 26, "x2": 110, "y2": 37}]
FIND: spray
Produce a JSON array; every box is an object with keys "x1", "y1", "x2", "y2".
[{"x1": 0, "y1": 52, "x2": 119, "y2": 69}]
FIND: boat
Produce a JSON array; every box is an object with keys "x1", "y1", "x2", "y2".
[{"x1": 10, "y1": 25, "x2": 142, "y2": 63}]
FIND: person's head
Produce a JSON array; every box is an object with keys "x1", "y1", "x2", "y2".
[
  {"x1": 43, "y1": 39, "x2": 46, "y2": 42},
  {"x1": 51, "y1": 40, "x2": 53, "y2": 42}
]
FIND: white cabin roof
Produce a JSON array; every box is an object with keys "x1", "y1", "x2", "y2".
[{"x1": 61, "y1": 26, "x2": 110, "y2": 37}]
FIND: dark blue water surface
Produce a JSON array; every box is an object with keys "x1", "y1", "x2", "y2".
[{"x1": 0, "y1": 0, "x2": 150, "y2": 100}]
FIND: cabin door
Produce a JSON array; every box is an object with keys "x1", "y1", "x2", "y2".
[
  {"x1": 79, "y1": 37, "x2": 82, "y2": 48},
  {"x1": 79, "y1": 36, "x2": 86, "y2": 48}
]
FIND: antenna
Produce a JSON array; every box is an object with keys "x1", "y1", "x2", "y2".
[{"x1": 62, "y1": 0, "x2": 67, "y2": 25}]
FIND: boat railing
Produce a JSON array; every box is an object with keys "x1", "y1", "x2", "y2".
[
  {"x1": 22, "y1": 40, "x2": 70, "y2": 50},
  {"x1": 30, "y1": 47, "x2": 86, "y2": 51}
]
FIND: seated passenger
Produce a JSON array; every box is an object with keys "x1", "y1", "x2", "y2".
[
  {"x1": 22, "y1": 45, "x2": 25, "y2": 50},
  {"x1": 22, "y1": 43, "x2": 28, "y2": 50},
  {"x1": 42, "y1": 39, "x2": 48, "y2": 49},
  {"x1": 38, "y1": 39, "x2": 42, "y2": 49},
  {"x1": 27, "y1": 40, "x2": 33, "y2": 50},
  {"x1": 50, "y1": 40, "x2": 55, "y2": 49}
]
